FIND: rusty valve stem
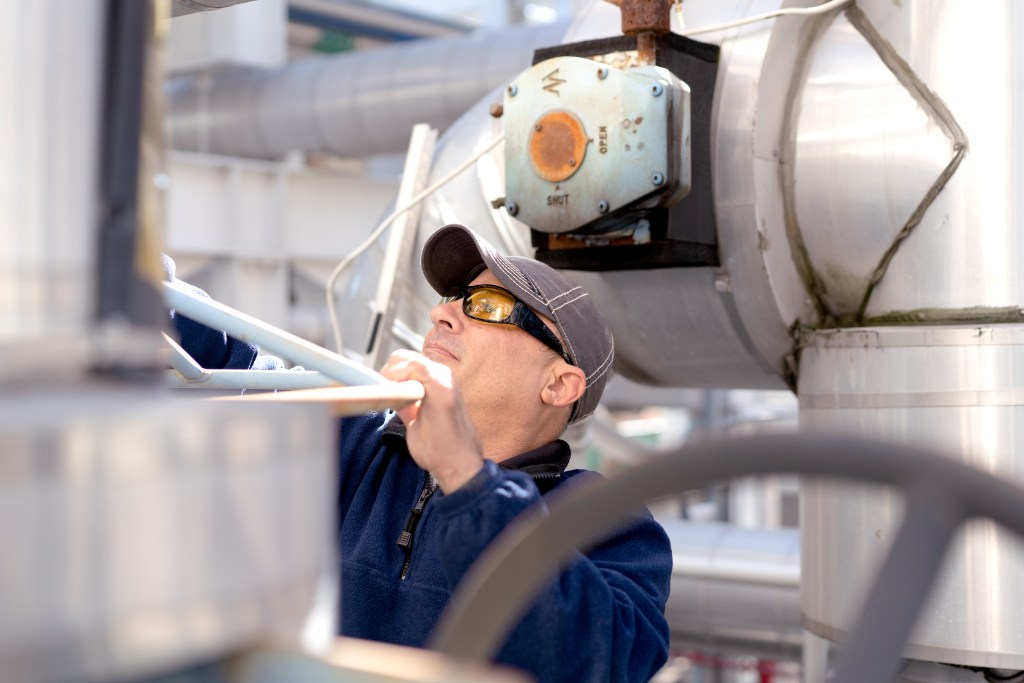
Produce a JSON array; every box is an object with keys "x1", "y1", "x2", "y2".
[{"x1": 618, "y1": 0, "x2": 673, "y2": 65}]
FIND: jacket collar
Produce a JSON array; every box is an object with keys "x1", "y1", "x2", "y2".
[
  {"x1": 500, "y1": 440, "x2": 571, "y2": 479},
  {"x1": 381, "y1": 412, "x2": 571, "y2": 480}
]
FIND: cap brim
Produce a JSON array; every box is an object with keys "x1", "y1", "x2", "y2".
[{"x1": 421, "y1": 224, "x2": 492, "y2": 297}]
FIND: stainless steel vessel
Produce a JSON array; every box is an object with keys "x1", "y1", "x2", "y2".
[
  {"x1": 0, "y1": 392, "x2": 335, "y2": 683},
  {"x1": 407, "y1": 0, "x2": 1024, "y2": 670},
  {"x1": 800, "y1": 326, "x2": 1024, "y2": 668}
]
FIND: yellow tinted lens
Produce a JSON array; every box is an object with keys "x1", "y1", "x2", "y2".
[{"x1": 464, "y1": 287, "x2": 516, "y2": 321}]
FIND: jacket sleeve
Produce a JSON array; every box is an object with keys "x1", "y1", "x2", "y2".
[
  {"x1": 163, "y1": 253, "x2": 258, "y2": 370},
  {"x1": 336, "y1": 413, "x2": 390, "y2": 517},
  {"x1": 431, "y1": 460, "x2": 672, "y2": 683}
]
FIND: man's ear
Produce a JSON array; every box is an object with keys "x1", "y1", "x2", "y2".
[{"x1": 540, "y1": 363, "x2": 586, "y2": 409}]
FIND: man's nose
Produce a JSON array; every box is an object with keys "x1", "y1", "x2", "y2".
[{"x1": 429, "y1": 299, "x2": 461, "y2": 331}]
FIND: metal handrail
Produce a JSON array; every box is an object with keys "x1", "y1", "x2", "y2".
[
  {"x1": 165, "y1": 369, "x2": 342, "y2": 391},
  {"x1": 163, "y1": 280, "x2": 387, "y2": 388},
  {"x1": 430, "y1": 432, "x2": 1024, "y2": 683},
  {"x1": 164, "y1": 328, "x2": 342, "y2": 390}
]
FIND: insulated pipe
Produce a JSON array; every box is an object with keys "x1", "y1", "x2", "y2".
[
  {"x1": 661, "y1": 520, "x2": 802, "y2": 656},
  {"x1": 171, "y1": 0, "x2": 255, "y2": 17},
  {"x1": 166, "y1": 21, "x2": 570, "y2": 160}
]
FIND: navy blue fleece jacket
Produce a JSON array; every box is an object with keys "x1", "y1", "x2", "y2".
[{"x1": 337, "y1": 412, "x2": 672, "y2": 683}]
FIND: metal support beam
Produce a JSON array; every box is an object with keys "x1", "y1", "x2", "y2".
[{"x1": 365, "y1": 123, "x2": 438, "y2": 369}]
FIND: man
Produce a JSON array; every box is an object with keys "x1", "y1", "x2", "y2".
[{"x1": 337, "y1": 224, "x2": 672, "y2": 682}]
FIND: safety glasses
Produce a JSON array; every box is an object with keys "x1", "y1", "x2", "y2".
[{"x1": 442, "y1": 284, "x2": 573, "y2": 364}]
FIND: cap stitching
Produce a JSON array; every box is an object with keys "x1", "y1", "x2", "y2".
[
  {"x1": 547, "y1": 286, "x2": 582, "y2": 304},
  {"x1": 490, "y1": 255, "x2": 578, "y2": 363},
  {"x1": 586, "y1": 346, "x2": 615, "y2": 387},
  {"x1": 589, "y1": 344, "x2": 614, "y2": 380},
  {"x1": 561, "y1": 328, "x2": 579, "y2": 365},
  {"x1": 550, "y1": 291, "x2": 589, "y2": 312},
  {"x1": 489, "y1": 253, "x2": 530, "y2": 290},
  {"x1": 491, "y1": 255, "x2": 548, "y2": 307},
  {"x1": 493, "y1": 253, "x2": 542, "y2": 298},
  {"x1": 488, "y1": 253, "x2": 565, "y2": 310},
  {"x1": 586, "y1": 359, "x2": 613, "y2": 390}
]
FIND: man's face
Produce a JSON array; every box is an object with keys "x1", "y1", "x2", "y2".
[{"x1": 422, "y1": 269, "x2": 562, "y2": 411}]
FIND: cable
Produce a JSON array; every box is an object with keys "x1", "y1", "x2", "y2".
[
  {"x1": 325, "y1": 133, "x2": 504, "y2": 354},
  {"x1": 325, "y1": 0, "x2": 851, "y2": 353},
  {"x1": 678, "y1": 0, "x2": 852, "y2": 37}
]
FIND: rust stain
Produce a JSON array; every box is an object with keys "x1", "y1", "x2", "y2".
[{"x1": 529, "y1": 110, "x2": 588, "y2": 182}]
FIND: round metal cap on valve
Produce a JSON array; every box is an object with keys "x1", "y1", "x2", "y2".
[
  {"x1": 503, "y1": 56, "x2": 690, "y2": 233},
  {"x1": 528, "y1": 110, "x2": 588, "y2": 182}
]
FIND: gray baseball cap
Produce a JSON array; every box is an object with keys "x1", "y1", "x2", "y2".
[{"x1": 420, "y1": 223, "x2": 614, "y2": 424}]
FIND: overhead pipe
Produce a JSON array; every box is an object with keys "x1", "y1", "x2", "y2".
[
  {"x1": 287, "y1": 0, "x2": 473, "y2": 42},
  {"x1": 171, "y1": 0, "x2": 256, "y2": 17},
  {"x1": 660, "y1": 520, "x2": 802, "y2": 657},
  {"x1": 166, "y1": 20, "x2": 570, "y2": 159}
]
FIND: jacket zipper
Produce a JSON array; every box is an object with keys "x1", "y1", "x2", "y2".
[
  {"x1": 397, "y1": 472, "x2": 436, "y2": 580},
  {"x1": 529, "y1": 471, "x2": 561, "y2": 494}
]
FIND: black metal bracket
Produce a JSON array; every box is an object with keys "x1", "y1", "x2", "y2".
[{"x1": 529, "y1": 33, "x2": 721, "y2": 271}]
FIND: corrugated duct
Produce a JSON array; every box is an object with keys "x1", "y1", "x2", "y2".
[
  {"x1": 166, "y1": 20, "x2": 570, "y2": 159},
  {"x1": 172, "y1": 0, "x2": 256, "y2": 17}
]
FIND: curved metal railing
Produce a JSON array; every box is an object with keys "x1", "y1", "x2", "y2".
[
  {"x1": 162, "y1": 280, "x2": 424, "y2": 412},
  {"x1": 430, "y1": 432, "x2": 1024, "y2": 682}
]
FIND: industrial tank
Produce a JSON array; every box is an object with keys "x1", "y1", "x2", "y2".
[{"x1": 401, "y1": 0, "x2": 1024, "y2": 672}]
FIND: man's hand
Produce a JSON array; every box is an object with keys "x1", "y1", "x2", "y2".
[{"x1": 379, "y1": 350, "x2": 484, "y2": 493}]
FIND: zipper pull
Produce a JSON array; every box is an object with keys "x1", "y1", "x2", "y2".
[
  {"x1": 397, "y1": 506, "x2": 422, "y2": 549},
  {"x1": 398, "y1": 473, "x2": 437, "y2": 580},
  {"x1": 397, "y1": 473, "x2": 436, "y2": 549}
]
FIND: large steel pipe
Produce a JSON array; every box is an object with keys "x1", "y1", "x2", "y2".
[
  {"x1": 0, "y1": 393, "x2": 335, "y2": 683},
  {"x1": 402, "y1": 1, "x2": 1024, "y2": 673},
  {"x1": 172, "y1": 0, "x2": 256, "y2": 17},
  {"x1": 800, "y1": 326, "x2": 1024, "y2": 669},
  {"x1": 397, "y1": 0, "x2": 799, "y2": 390},
  {"x1": 771, "y1": 2, "x2": 1018, "y2": 325},
  {"x1": 785, "y1": 0, "x2": 1024, "y2": 671},
  {"x1": 661, "y1": 520, "x2": 802, "y2": 656},
  {"x1": 167, "y1": 21, "x2": 569, "y2": 160}
]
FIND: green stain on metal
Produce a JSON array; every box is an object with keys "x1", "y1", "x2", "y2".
[
  {"x1": 795, "y1": 307, "x2": 1024, "y2": 331},
  {"x1": 861, "y1": 306, "x2": 1024, "y2": 326},
  {"x1": 313, "y1": 31, "x2": 353, "y2": 54}
]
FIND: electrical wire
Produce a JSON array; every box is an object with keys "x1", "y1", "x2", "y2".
[
  {"x1": 678, "y1": 0, "x2": 852, "y2": 37},
  {"x1": 326, "y1": 133, "x2": 505, "y2": 354}
]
